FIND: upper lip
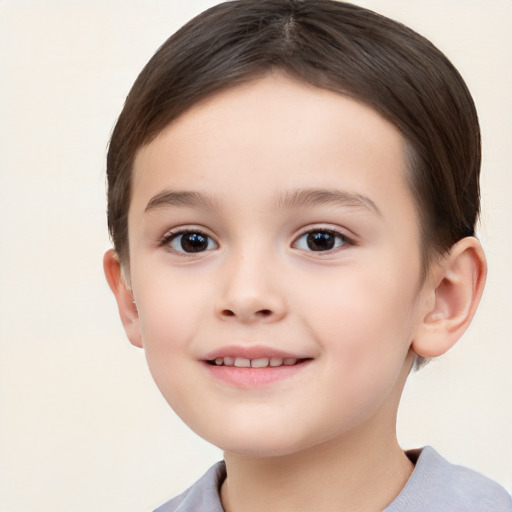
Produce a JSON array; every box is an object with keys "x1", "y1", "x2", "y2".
[{"x1": 202, "y1": 345, "x2": 310, "y2": 361}]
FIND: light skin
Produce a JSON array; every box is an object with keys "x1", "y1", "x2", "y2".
[{"x1": 104, "y1": 74, "x2": 486, "y2": 512}]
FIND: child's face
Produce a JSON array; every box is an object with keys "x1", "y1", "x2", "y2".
[{"x1": 125, "y1": 74, "x2": 431, "y2": 456}]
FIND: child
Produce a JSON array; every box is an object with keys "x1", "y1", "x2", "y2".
[{"x1": 103, "y1": 1, "x2": 511, "y2": 510}]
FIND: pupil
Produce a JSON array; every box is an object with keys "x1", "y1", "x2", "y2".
[
  {"x1": 307, "y1": 231, "x2": 335, "y2": 251},
  {"x1": 181, "y1": 233, "x2": 208, "y2": 252}
]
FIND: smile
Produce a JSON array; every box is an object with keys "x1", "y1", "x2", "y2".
[{"x1": 203, "y1": 348, "x2": 313, "y2": 387}]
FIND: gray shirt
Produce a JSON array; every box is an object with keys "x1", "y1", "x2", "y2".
[{"x1": 154, "y1": 446, "x2": 512, "y2": 511}]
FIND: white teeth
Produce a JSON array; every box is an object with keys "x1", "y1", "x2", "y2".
[
  {"x1": 212, "y1": 356, "x2": 301, "y2": 367},
  {"x1": 251, "y1": 358, "x2": 269, "y2": 368}
]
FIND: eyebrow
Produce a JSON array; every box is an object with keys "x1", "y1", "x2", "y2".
[
  {"x1": 144, "y1": 190, "x2": 219, "y2": 212},
  {"x1": 277, "y1": 188, "x2": 381, "y2": 216},
  {"x1": 144, "y1": 187, "x2": 381, "y2": 217}
]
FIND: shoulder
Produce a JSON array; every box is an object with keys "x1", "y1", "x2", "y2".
[
  {"x1": 153, "y1": 461, "x2": 226, "y2": 512},
  {"x1": 386, "y1": 446, "x2": 512, "y2": 512}
]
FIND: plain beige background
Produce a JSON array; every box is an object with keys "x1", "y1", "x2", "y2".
[{"x1": 0, "y1": 1, "x2": 510, "y2": 511}]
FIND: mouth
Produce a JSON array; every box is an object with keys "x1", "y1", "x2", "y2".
[{"x1": 202, "y1": 347, "x2": 313, "y2": 387}]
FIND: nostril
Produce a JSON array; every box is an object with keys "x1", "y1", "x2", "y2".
[{"x1": 218, "y1": 307, "x2": 275, "y2": 319}]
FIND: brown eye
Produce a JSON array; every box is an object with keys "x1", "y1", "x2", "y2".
[
  {"x1": 168, "y1": 231, "x2": 217, "y2": 253},
  {"x1": 294, "y1": 230, "x2": 346, "y2": 252}
]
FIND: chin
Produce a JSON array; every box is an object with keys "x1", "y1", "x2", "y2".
[
  {"x1": 200, "y1": 423, "x2": 332, "y2": 459},
  {"x1": 221, "y1": 441, "x2": 304, "y2": 458},
  {"x1": 207, "y1": 432, "x2": 292, "y2": 457}
]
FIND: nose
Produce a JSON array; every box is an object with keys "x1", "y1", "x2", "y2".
[{"x1": 215, "y1": 251, "x2": 287, "y2": 323}]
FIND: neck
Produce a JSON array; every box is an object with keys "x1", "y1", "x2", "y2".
[{"x1": 220, "y1": 426, "x2": 413, "y2": 512}]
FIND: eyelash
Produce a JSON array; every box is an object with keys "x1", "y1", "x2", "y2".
[
  {"x1": 159, "y1": 228, "x2": 218, "y2": 255},
  {"x1": 159, "y1": 227, "x2": 356, "y2": 255},
  {"x1": 292, "y1": 228, "x2": 356, "y2": 253}
]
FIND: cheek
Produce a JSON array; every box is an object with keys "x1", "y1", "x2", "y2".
[
  {"x1": 133, "y1": 269, "x2": 204, "y2": 341},
  {"x1": 303, "y1": 276, "x2": 417, "y2": 432},
  {"x1": 308, "y1": 264, "x2": 416, "y2": 332},
  {"x1": 134, "y1": 281, "x2": 203, "y2": 415},
  {"x1": 302, "y1": 265, "x2": 419, "y2": 379},
  {"x1": 131, "y1": 274, "x2": 208, "y2": 396}
]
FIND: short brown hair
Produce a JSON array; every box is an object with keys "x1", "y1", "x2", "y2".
[{"x1": 107, "y1": 0, "x2": 480, "y2": 272}]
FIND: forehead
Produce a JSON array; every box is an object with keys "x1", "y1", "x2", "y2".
[{"x1": 131, "y1": 74, "x2": 416, "y2": 231}]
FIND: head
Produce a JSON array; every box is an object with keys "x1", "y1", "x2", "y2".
[{"x1": 104, "y1": 0, "x2": 486, "y2": 454}]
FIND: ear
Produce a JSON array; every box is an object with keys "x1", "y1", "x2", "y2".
[
  {"x1": 103, "y1": 249, "x2": 143, "y2": 348},
  {"x1": 412, "y1": 237, "x2": 487, "y2": 358}
]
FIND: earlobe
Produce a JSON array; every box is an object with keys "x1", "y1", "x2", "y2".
[
  {"x1": 412, "y1": 237, "x2": 487, "y2": 358},
  {"x1": 103, "y1": 249, "x2": 143, "y2": 348}
]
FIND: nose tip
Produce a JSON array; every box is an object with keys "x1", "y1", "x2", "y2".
[{"x1": 215, "y1": 285, "x2": 287, "y2": 323}]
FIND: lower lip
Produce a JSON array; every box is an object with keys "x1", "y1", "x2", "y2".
[{"x1": 203, "y1": 361, "x2": 311, "y2": 387}]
